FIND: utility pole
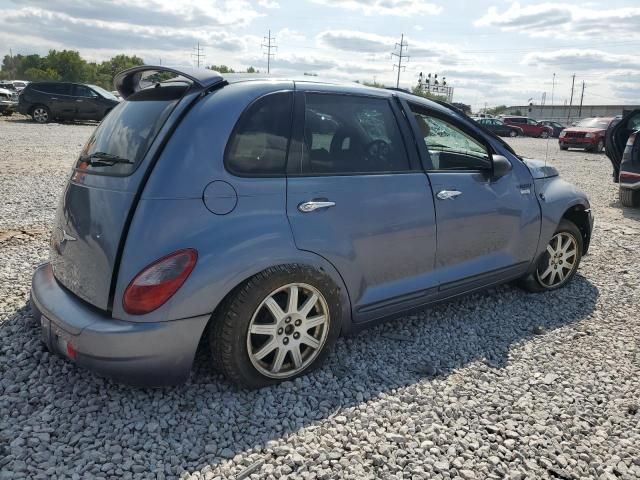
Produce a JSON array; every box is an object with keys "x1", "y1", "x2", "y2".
[
  {"x1": 392, "y1": 34, "x2": 409, "y2": 89},
  {"x1": 567, "y1": 74, "x2": 575, "y2": 123},
  {"x1": 262, "y1": 29, "x2": 277, "y2": 74},
  {"x1": 578, "y1": 81, "x2": 585, "y2": 118},
  {"x1": 550, "y1": 73, "x2": 556, "y2": 121},
  {"x1": 192, "y1": 42, "x2": 205, "y2": 68}
]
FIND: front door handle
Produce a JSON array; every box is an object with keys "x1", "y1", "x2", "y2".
[
  {"x1": 436, "y1": 190, "x2": 462, "y2": 200},
  {"x1": 298, "y1": 201, "x2": 336, "y2": 213}
]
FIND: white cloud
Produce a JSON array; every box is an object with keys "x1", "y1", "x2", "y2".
[
  {"x1": 0, "y1": 7, "x2": 258, "y2": 52},
  {"x1": 277, "y1": 28, "x2": 306, "y2": 43},
  {"x1": 257, "y1": 0, "x2": 280, "y2": 9},
  {"x1": 523, "y1": 49, "x2": 640, "y2": 71},
  {"x1": 476, "y1": 3, "x2": 640, "y2": 39},
  {"x1": 312, "y1": 0, "x2": 442, "y2": 17},
  {"x1": 317, "y1": 30, "x2": 464, "y2": 63}
]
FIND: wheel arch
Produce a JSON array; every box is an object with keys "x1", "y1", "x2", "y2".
[
  {"x1": 560, "y1": 204, "x2": 592, "y2": 254},
  {"x1": 200, "y1": 253, "x2": 354, "y2": 339},
  {"x1": 532, "y1": 176, "x2": 593, "y2": 271}
]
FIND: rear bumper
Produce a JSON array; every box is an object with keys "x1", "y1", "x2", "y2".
[{"x1": 30, "y1": 263, "x2": 210, "y2": 386}]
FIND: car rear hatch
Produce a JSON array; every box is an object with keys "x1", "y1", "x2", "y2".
[{"x1": 49, "y1": 66, "x2": 225, "y2": 311}]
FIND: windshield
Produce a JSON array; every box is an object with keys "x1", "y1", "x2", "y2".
[
  {"x1": 89, "y1": 84, "x2": 118, "y2": 101},
  {"x1": 75, "y1": 85, "x2": 186, "y2": 175},
  {"x1": 576, "y1": 118, "x2": 610, "y2": 129}
]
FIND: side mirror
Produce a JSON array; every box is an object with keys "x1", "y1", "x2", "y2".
[{"x1": 492, "y1": 155, "x2": 513, "y2": 179}]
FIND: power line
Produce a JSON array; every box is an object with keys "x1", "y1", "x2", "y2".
[
  {"x1": 578, "y1": 81, "x2": 585, "y2": 117},
  {"x1": 392, "y1": 33, "x2": 409, "y2": 88},
  {"x1": 192, "y1": 42, "x2": 205, "y2": 68},
  {"x1": 567, "y1": 73, "x2": 575, "y2": 123},
  {"x1": 262, "y1": 29, "x2": 277, "y2": 74}
]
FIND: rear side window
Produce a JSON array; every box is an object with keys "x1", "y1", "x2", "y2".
[
  {"x1": 225, "y1": 92, "x2": 293, "y2": 176},
  {"x1": 302, "y1": 93, "x2": 409, "y2": 174},
  {"x1": 36, "y1": 83, "x2": 71, "y2": 95},
  {"x1": 74, "y1": 85, "x2": 186, "y2": 176}
]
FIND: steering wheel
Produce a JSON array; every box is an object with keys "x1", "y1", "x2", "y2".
[{"x1": 365, "y1": 139, "x2": 391, "y2": 165}]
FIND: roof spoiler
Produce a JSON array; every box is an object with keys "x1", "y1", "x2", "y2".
[{"x1": 114, "y1": 65, "x2": 225, "y2": 99}]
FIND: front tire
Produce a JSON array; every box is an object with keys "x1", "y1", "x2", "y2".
[
  {"x1": 31, "y1": 105, "x2": 50, "y2": 124},
  {"x1": 509, "y1": 129, "x2": 518, "y2": 137},
  {"x1": 210, "y1": 265, "x2": 342, "y2": 389},
  {"x1": 619, "y1": 187, "x2": 640, "y2": 207},
  {"x1": 540, "y1": 130, "x2": 550, "y2": 139},
  {"x1": 560, "y1": 145, "x2": 568, "y2": 150},
  {"x1": 594, "y1": 139, "x2": 604, "y2": 153},
  {"x1": 518, "y1": 219, "x2": 583, "y2": 293}
]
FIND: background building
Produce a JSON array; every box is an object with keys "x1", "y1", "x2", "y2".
[{"x1": 504, "y1": 104, "x2": 640, "y2": 123}]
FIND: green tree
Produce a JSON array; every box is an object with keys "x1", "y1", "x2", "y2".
[
  {"x1": 485, "y1": 105, "x2": 507, "y2": 116},
  {"x1": 411, "y1": 85, "x2": 447, "y2": 101},
  {"x1": 246, "y1": 66, "x2": 257, "y2": 73},
  {"x1": 209, "y1": 64, "x2": 235, "y2": 73},
  {"x1": 44, "y1": 50, "x2": 86, "y2": 82},
  {"x1": 23, "y1": 67, "x2": 60, "y2": 81}
]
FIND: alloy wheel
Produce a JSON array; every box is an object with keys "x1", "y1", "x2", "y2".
[
  {"x1": 33, "y1": 107, "x2": 48, "y2": 123},
  {"x1": 509, "y1": 130, "x2": 517, "y2": 137},
  {"x1": 536, "y1": 232, "x2": 578, "y2": 288},
  {"x1": 246, "y1": 283, "x2": 330, "y2": 379},
  {"x1": 541, "y1": 130, "x2": 549, "y2": 139}
]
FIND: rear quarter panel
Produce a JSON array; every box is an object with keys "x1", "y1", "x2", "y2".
[{"x1": 112, "y1": 81, "x2": 352, "y2": 330}]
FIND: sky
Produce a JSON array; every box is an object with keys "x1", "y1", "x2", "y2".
[{"x1": 0, "y1": 0, "x2": 639, "y2": 109}]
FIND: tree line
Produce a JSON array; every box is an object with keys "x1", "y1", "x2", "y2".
[{"x1": 0, "y1": 50, "x2": 144, "y2": 90}]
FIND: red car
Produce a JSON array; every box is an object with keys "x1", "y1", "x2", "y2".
[
  {"x1": 502, "y1": 116, "x2": 553, "y2": 138},
  {"x1": 559, "y1": 117, "x2": 612, "y2": 153}
]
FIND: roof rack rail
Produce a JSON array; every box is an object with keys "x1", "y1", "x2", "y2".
[{"x1": 114, "y1": 66, "x2": 225, "y2": 99}]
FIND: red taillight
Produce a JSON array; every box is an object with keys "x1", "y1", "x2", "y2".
[
  {"x1": 123, "y1": 249, "x2": 198, "y2": 315},
  {"x1": 620, "y1": 171, "x2": 640, "y2": 183}
]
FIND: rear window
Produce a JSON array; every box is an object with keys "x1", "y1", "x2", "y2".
[{"x1": 74, "y1": 85, "x2": 186, "y2": 176}]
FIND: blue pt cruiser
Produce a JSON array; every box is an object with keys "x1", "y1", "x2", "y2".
[{"x1": 30, "y1": 66, "x2": 593, "y2": 388}]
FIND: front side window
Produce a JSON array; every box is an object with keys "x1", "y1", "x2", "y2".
[
  {"x1": 302, "y1": 93, "x2": 409, "y2": 174},
  {"x1": 74, "y1": 85, "x2": 98, "y2": 98},
  {"x1": 225, "y1": 92, "x2": 293, "y2": 176},
  {"x1": 410, "y1": 104, "x2": 491, "y2": 171}
]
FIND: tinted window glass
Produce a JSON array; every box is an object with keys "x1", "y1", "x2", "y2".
[
  {"x1": 225, "y1": 92, "x2": 293, "y2": 176},
  {"x1": 74, "y1": 85, "x2": 98, "y2": 97},
  {"x1": 302, "y1": 93, "x2": 409, "y2": 174},
  {"x1": 37, "y1": 83, "x2": 71, "y2": 95},
  {"x1": 74, "y1": 85, "x2": 186, "y2": 176},
  {"x1": 410, "y1": 104, "x2": 490, "y2": 171}
]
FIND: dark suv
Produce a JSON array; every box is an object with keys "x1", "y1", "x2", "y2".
[
  {"x1": 18, "y1": 82, "x2": 119, "y2": 123},
  {"x1": 606, "y1": 110, "x2": 640, "y2": 207}
]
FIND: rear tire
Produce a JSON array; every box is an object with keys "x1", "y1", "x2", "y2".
[
  {"x1": 31, "y1": 105, "x2": 50, "y2": 124},
  {"x1": 518, "y1": 219, "x2": 583, "y2": 293},
  {"x1": 209, "y1": 265, "x2": 342, "y2": 389},
  {"x1": 509, "y1": 129, "x2": 518, "y2": 137},
  {"x1": 619, "y1": 187, "x2": 640, "y2": 207},
  {"x1": 540, "y1": 130, "x2": 550, "y2": 139},
  {"x1": 560, "y1": 145, "x2": 568, "y2": 150}
]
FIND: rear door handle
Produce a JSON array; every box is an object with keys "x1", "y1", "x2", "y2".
[
  {"x1": 436, "y1": 190, "x2": 462, "y2": 200},
  {"x1": 298, "y1": 201, "x2": 336, "y2": 213}
]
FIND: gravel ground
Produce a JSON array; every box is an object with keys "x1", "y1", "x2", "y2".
[{"x1": 1, "y1": 115, "x2": 639, "y2": 480}]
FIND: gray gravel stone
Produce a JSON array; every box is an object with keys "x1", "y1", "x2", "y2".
[{"x1": 1, "y1": 124, "x2": 639, "y2": 479}]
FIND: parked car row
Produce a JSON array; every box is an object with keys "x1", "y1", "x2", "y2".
[{"x1": 0, "y1": 86, "x2": 18, "y2": 116}]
